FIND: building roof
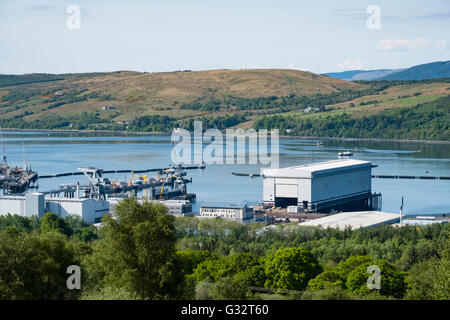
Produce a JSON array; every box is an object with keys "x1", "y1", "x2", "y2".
[
  {"x1": 298, "y1": 211, "x2": 400, "y2": 229},
  {"x1": 263, "y1": 159, "x2": 372, "y2": 178}
]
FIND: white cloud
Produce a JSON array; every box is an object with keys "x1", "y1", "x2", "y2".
[
  {"x1": 333, "y1": 59, "x2": 367, "y2": 72},
  {"x1": 378, "y1": 38, "x2": 447, "y2": 51}
]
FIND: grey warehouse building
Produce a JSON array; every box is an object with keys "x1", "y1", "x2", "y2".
[{"x1": 262, "y1": 159, "x2": 381, "y2": 213}]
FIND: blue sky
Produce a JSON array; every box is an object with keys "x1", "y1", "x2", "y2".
[{"x1": 0, "y1": 0, "x2": 449, "y2": 74}]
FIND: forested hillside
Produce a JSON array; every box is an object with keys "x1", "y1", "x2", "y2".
[{"x1": 0, "y1": 199, "x2": 449, "y2": 300}]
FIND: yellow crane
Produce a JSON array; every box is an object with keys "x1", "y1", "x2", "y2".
[
  {"x1": 128, "y1": 167, "x2": 136, "y2": 186},
  {"x1": 133, "y1": 174, "x2": 148, "y2": 183},
  {"x1": 159, "y1": 183, "x2": 165, "y2": 200}
]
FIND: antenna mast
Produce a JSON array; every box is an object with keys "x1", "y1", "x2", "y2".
[
  {"x1": 400, "y1": 196, "x2": 404, "y2": 225},
  {"x1": 22, "y1": 139, "x2": 27, "y2": 171},
  {"x1": 0, "y1": 128, "x2": 6, "y2": 165}
]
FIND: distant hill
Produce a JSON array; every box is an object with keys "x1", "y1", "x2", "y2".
[
  {"x1": 379, "y1": 61, "x2": 450, "y2": 80},
  {"x1": 0, "y1": 68, "x2": 360, "y2": 123},
  {"x1": 323, "y1": 69, "x2": 400, "y2": 81},
  {"x1": 0, "y1": 69, "x2": 449, "y2": 140},
  {"x1": 323, "y1": 60, "x2": 450, "y2": 81}
]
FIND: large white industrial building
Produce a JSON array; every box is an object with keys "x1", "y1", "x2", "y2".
[
  {"x1": 262, "y1": 159, "x2": 381, "y2": 213},
  {"x1": 0, "y1": 194, "x2": 193, "y2": 224},
  {"x1": 0, "y1": 193, "x2": 109, "y2": 224}
]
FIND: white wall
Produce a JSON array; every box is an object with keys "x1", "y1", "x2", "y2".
[
  {"x1": 310, "y1": 168, "x2": 371, "y2": 202},
  {"x1": 264, "y1": 166, "x2": 371, "y2": 204},
  {"x1": 0, "y1": 197, "x2": 25, "y2": 216}
]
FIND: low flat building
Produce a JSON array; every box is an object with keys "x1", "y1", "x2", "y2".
[
  {"x1": 200, "y1": 203, "x2": 253, "y2": 222},
  {"x1": 0, "y1": 193, "x2": 109, "y2": 224},
  {"x1": 263, "y1": 159, "x2": 381, "y2": 213},
  {"x1": 298, "y1": 211, "x2": 400, "y2": 230}
]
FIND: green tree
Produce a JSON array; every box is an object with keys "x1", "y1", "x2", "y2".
[
  {"x1": 0, "y1": 227, "x2": 78, "y2": 300},
  {"x1": 40, "y1": 212, "x2": 71, "y2": 236},
  {"x1": 346, "y1": 260, "x2": 406, "y2": 298},
  {"x1": 0, "y1": 214, "x2": 40, "y2": 233},
  {"x1": 83, "y1": 198, "x2": 180, "y2": 299},
  {"x1": 406, "y1": 246, "x2": 450, "y2": 300},
  {"x1": 264, "y1": 247, "x2": 322, "y2": 291},
  {"x1": 337, "y1": 255, "x2": 373, "y2": 279},
  {"x1": 308, "y1": 269, "x2": 345, "y2": 291}
]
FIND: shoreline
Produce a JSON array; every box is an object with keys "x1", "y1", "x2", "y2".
[{"x1": 2, "y1": 128, "x2": 449, "y2": 144}]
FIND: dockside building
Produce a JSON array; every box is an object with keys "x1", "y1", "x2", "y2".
[{"x1": 262, "y1": 159, "x2": 381, "y2": 213}]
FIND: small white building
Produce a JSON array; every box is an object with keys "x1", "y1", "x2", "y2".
[
  {"x1": 263, "y1": 159, "x2": 379, "y2": 212},
  {"x1": 200, "y1": 203, "x2": 253, "y2": 222}
]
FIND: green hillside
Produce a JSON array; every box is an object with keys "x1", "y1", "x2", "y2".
[{"x1": 0, "y1": 70, "x2": 449, "y2": 140}]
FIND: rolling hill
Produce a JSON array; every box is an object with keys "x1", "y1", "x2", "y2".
[
  {"x1": 0, "y1": 69, "x2": 449, "y2": 140},
  {"x1": 379, "y1": 61, "x2": 450, "y2": 80},
  {"x1": 323, "y1": 69, "x2": 401, "y2": 81},
  {"x1": 0, "y1": 69, "x2": 360, "y2": 122},
  {"x1": 323, "y1": 60, "x2": 450, "y2": 81}
]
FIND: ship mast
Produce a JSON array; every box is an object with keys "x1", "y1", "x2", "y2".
[
  {"x1": 0, "y1": 128, "x2": 6, "y2": 165},
  {"x1": 22, "y1": 139, "x2": 27, "y2": 171}
]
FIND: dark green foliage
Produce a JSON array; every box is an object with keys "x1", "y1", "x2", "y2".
[
  {"x1": 0, "y1": 203, "x2": 447, "y2": 300},
  {"x1": 0, "y1": 228, "x2": 79, "y2": 300},
  {"x1": 254, "y1": 95, "x2": 450, "y2": 141},
  {"x1": 82, "y1": 198, "x2": 182, "y2": 299},
  {"x1": 264, "y1": 247, "x2": 322, "y2": 291},
  {"x1": 307, "y1": 269, "x2": 345, "y2": 291},
  {"x1": 0, "y1": 74, "x2": 65, "y2": 87},
  {"x1": 406, "y1": 246, "x2": 450, "y2": 300},
  {"x1": 0, "y1": 214, "x2": 40, "y2": 233},
  {"x1": 40, "y1": 212, "x2": 72, "y2": 236}
]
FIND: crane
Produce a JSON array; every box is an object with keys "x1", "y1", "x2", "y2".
[{"x1": 128, "y1": 166, "x2": 136, "y2": 186}]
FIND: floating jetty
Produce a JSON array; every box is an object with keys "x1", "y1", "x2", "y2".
[
  {"x1": 44, "y1": 166, "x2": 198, "y2": 203},
  {"x1": 0, "y1": 161, "x2": 38, "y2": 194}
]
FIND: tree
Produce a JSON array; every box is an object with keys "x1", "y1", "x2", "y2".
[
  {"x1": 40, "y1": 212, "x2": 71, "y2": 236},
  {"x1": 177, "y1": 249, "x2": 217, "y2": 275},
  {"x1": 64, "y1": 215, "x2": 97, "y2": 242},
  {"x1": 0, "y1": 227, "x2": 78, "y2": 300},
  {"x1": 346, "y1": 260, "x2": 406, "y2": 298},
  {"x1": 337, "y1": 255, "x2": 373, "y2": 279},
  {"x1": 192, "y1": 252, "x2": 265, "y2": 287},
  {"x1": 83, "y1": 198, "x2": 180, "y2": 299},
  {"x1": 0, "y1": 214, "x2": 40, "y2": 233},
  {"x1": 406, "y1": 246, "x2": 450, "y2": 300},
  {"x1": 264, "y1": 247, "x2": 322, "y2": 291},
  {"x1": 308, "y1": 269, "x2": 345, "y2": 291}
]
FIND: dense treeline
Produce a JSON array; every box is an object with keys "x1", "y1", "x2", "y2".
[
  {"x1": 254, "y1": 95, "x2": 450, "y2": 141},
  {"x1": 180, "y1": 87, "x2": 386, "y2": 113},
  {"x1": 0, "y1": 199, "x2": 448, "y2": 300},
  {"x1": 0, "y1": 74, "x2": 65, "y2": 88}
]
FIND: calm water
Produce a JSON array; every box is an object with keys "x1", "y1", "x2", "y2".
[{"x1": 2, "y1": 131, "x2": 450, "y2": 216}]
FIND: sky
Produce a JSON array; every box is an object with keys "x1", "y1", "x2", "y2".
[{"x1": 0, "y1": 0, "x2": 449, "y2": 74}]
